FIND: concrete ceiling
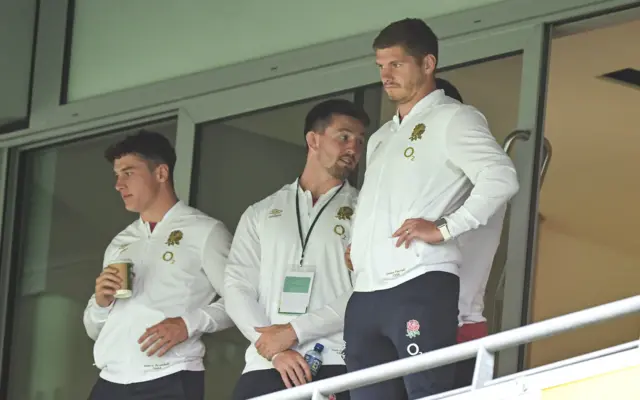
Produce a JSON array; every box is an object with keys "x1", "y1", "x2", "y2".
[{"x1": 69, "y1": 0, "x2": 509, "y2": 100}]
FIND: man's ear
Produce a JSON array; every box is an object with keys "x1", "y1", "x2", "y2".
[
  {"x1": 306, "y1": 131, "x2": 320, "y2": 152},
  {"x1": 155, "y1": 164, "x2": 170, "y2": 183},
  {"x1": 422, "y1": 54, "x2": 437, "y2": 75}
]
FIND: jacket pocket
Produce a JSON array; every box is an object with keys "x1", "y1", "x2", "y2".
[
  {"x1": 380, "y1": 238, "x2": 420, "y2": 281},
  {"x1": 414, "y1": 238, "x2": 462, "y2": 267},
  {"x1": 93, "y1": 311, "x2": 126, "y2": 369},
  {"x1": 171, "y1": 337, "x2": 205, "y2": 359}
]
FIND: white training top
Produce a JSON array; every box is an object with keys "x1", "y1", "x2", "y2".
[
  {"x1": 457, "y1": 204, "x2": 507, "y2": 325},
  {"x1": 82, "y1": 201, "x2": 234, "y2": 384},
  {"x1": 350, "y1": 89, "x2": 519, "y2": 292},
  {"x1": 224, "y1": 180, "x2": 356, "y2": 373}
]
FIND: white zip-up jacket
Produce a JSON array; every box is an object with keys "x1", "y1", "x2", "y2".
[
  {"x1": 351, "y1": 89, "x2": 519, "y2": 292},
  {"x1": 82, "y1": 201, "x2": 234, "y2": 384},
  {"x1": 224, "y1": 180, "x2": 356, "y2": 373},
  {"x1": 457, "y1": 204, "x2": 506, "y2": 325}
]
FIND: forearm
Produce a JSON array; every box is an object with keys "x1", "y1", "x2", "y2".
[
  {"x1": 444, "y1": 107, "x2": 520, "y2": 238},
  {"x1": 83, "y1": 295, "x2": 113, "y2": 341},
  {"x1": 290, "y1": 290, "x2": 351, "y2": 345},
  {"x1": 181, "y1": 297, "x2": 234, "y2": 337},
  {"x1": 445, "y1": 166, "x2": 518, "y2": 237},
  {"x1": 225, "y1": 286, "x2": 271, "y2": 343}
]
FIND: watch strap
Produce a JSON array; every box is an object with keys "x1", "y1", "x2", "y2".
[{"x1": 435, "y1": 218, "x2": 452, "y2": 241}]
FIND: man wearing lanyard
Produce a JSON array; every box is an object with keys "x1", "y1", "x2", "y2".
[
  {"x1": 84, "y1": 130, "x2": 234, "y2": 400},
  {"x1": 344, "y1": 19, "x2": 519, "y2": 399},
  {"x1": 224, "y1": 99, "x2": 369, "y2": 400},
  {"x1": 434, "y1": 78, "x2": 508, "y2": 389}
]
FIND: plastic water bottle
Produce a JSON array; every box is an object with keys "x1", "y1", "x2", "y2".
[{"x1": 304, "y1": 343, "x2": 324, "y2": 377}]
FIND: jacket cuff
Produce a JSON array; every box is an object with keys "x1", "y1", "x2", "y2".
[
  {"x1": 289, "y1": 316, "x2": 312, "y2": 345},
  {"x1": 90, "y1": 297, "x2": 114, "y2": 322},
  {"x1": 181, "y1": 309, "x2": 211, "y2": 337}
]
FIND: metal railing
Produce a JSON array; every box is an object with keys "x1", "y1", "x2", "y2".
[{"x1": 251, "y1": 295, "x2": 640, "y2": 400}]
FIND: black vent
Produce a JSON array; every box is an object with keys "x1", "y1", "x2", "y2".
[{"x1": 600, "y1": 68, "x2": 640, "y2": 89}]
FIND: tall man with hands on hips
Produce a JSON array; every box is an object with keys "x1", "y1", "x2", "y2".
[
  {"x1": 225, "y1": 99, "x2": 369, "y2": 400},
  {"x1": 84, "y1": 130, "x2": 234, "y2": 400},
  {"x1": 344, "y1": 18, "x2": 519, "y2": 400}
]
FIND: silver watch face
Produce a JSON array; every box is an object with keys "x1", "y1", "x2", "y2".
[{"x1": 435, "y1": 218, "x2": 447, "y2": 228}]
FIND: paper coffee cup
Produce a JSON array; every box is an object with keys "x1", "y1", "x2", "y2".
[{"x1": 109, "y1": 259, "x2": 133, "y2": 299}]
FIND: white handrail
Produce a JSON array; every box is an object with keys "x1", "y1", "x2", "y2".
[{"x1": 250, "y1": 295, "x2": 640, "y2": 400}]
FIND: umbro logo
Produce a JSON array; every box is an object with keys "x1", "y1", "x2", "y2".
[{"x1": 268, "y1": 209, "x2": 283, "y2": 218}]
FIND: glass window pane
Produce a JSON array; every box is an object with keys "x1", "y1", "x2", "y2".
[
  {"x1": 7, "y1": 121, "x2": 176, "y2": 400},
  {"x1": 192, "y1": 92, "x2": 354, "y2": 399},
  {"x1": 529, "y1": 19, "x2": 640, "y2": 368}
]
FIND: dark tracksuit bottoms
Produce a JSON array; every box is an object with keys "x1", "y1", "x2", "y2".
[{"x1": 344, "y1": 271, "x2": 460, "y2": 400}]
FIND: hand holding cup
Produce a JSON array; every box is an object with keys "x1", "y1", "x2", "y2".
[{"x1": 95, "y1": 260, "x2": 133, "y2": 307}]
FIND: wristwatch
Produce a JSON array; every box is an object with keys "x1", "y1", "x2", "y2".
[{"x1": 434, "y1": 218, "x2": 452, "y2": 241}]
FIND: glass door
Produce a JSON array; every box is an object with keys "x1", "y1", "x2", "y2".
[
  {"x1": 528, "y1": 12, "x2": 640, "y2": 369},
  {"x1": 497, "y1": 24, "x2": 550, "y2": 376}
]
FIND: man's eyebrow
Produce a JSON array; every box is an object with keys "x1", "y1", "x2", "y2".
[{"x1": 114, "y1": 166, "x2": 134, "y2": 173}]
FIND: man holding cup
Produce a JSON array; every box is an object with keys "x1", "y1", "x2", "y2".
[{"x1": 83, "y1": 130, "x2": 234, "y2": 400}]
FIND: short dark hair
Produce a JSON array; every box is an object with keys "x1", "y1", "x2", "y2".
[
  {"x1": 373, "y1": 18, "x2": 439, "y2": 64},
  {"x1": 304, "y1": 99, "x2": 370, "y2": 140},
  {"x1": 104, "y1": 129, "x2": 176, "y2": 179},
  {"x1": 436, "y1": 78, "x2": 463, "y2": 103}
]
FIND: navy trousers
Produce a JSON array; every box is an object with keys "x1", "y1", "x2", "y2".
[
  {"x1": 453, "y1": 357, "x2": 476, "y2": 389},
  {"x1": 344, "y1": 271, "x2": 460, "y2": 400},
  {"x1": 88, "y1": 370, "x2": 204, "y2": 400},
  {"x1": 232, "y1": 365, "x2": 350, "y2": 400}
]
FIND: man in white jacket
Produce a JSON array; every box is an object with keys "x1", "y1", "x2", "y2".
[
  {"x1": 434, "y1": 78, "x2": 508, "y2": 389},
  {"x1": 83, "y1": 130, "x2": 234, "y2": 400},
  {"x1": 224, "y1": 99, "x2": 369, "y2": 400},
  {"x1": 344, "y1": 19, "x2": 519, "y2": 400}
]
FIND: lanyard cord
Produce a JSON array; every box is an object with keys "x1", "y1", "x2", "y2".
[{"x1": 295, "y1": 180, "x2": 345, "y2": 267}]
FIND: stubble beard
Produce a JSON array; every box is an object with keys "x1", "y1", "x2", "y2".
[{"x1": 328, "y1": 164, "x2": 352, "y2": 181}]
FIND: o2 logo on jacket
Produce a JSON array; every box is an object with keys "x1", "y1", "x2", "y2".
[
  {"x1": 162, "y1": 230, "x2": 183, "y2": 264},
  {"x1": 333, "y1": 225, "x2": 346, "y2": 240}
]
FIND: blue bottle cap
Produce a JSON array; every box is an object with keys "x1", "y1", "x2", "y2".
[{"x1": 314, "y1": 343, "x2": 324, "y2": 352}]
